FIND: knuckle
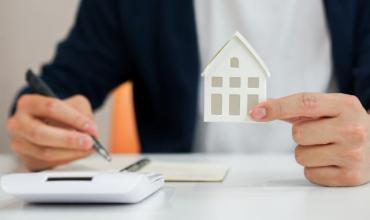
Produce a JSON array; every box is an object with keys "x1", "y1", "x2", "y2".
[
  {"x1": 17, "y1": 95, "x2": 34, "y2": 110},
  {"x1": 342, "y1": 147, "x2": 365, "y2": 164},
  {"x1": 6, "y1": 118, "x2": 17, "y2": 133},
  {"x1": 340, "y1": 169, "x2": 365, "y2": 186},
  {"x1": 342, "y1": 95, "x2": 361, "y2": 108},
  {"x1": 45, "y1": 99, "x2": 60, "y2": 115},
  {"x1": 71, "y1": 95, "x2": 93, "y2": 118},
  {"x1": 71, "y1": 95, "x2": 92, "y2": 110},
  {"x1": 273, "y1": 101, "x2": 283, "y2": 118},
  {"x1": 299, "y1": 93, "x2": 318, "y2": 116},
  {"x1": 343, "y1": 124, "x2": 368, "y2": 143},
  {"x1": 73, "y1": 95, "x2": 89, "y2": 104}
]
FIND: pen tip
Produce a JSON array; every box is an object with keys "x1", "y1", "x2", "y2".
[{"x1": 103, "y1": 152, "x2": 112, "y2": 162}]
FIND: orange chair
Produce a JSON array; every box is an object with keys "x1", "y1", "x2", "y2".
[{"x1": 110, "y1": 82, "x2": 141, "y2": 154}]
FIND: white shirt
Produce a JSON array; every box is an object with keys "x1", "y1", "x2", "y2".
[{"x1": 194, "y1": 0, "x2": 333, "y2": 153}]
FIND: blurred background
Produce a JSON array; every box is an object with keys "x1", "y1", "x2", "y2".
[{"x1": 0, "y1": 0, "x2": 112, "y2": 153}]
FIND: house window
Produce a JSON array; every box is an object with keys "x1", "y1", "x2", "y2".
[
  {"x1": 230, "y1": 57, "x2": 239, "y2": 68},
  {"x1": 229, "y1": 77, "x2": 241, "y2": 88},
  {"x1": 212, "y1": 77, "x2": 223, "y2": 87},
  {"x1": 229, "y1": 94, "x2": 240, "y2": 115},
  {"x1": 247, "y1": 94, "x2": 259, "y2": 112},
  {"x1": 248, "y1": 77, "x2": 259, "y2": 88},
  {"x1": 211, "y1": 94, "x2": 222, "y2": 115}
]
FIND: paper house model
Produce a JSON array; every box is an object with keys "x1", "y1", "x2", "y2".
[{"x1": 202, "y1": 31, "x2": 270, "y2": 122}]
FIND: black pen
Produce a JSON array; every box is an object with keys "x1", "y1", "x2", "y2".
[
  {"x1": 120, "y1": 158, "x2": 151, "y2": 172},
  {"x1": 25, "y1": 69, "x2": 112, "y2": 162}
]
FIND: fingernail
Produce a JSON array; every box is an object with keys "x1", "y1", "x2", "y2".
[
  {"x1": 83, "y1": 123, "x2": 98, "y2": 135},
  {"x1": 79, "y1": 136, "x2": 93, "y2": 149},
  {"x1": 251, "y1": 107, "x2": 266, "y2": 120}
]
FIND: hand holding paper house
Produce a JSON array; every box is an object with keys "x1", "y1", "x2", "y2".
[{"x1": 202, "y1": 32, "x2": 270, "y2": 122}]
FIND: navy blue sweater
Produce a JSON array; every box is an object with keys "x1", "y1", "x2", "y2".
[{"x1": 13, "y1": 0, "x2": 370, "y2": 153}]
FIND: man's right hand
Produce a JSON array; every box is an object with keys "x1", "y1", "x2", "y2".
[{"x1": 6, "y1": 94, "x2": 98, "y2": 171}]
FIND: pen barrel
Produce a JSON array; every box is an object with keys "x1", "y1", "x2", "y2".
[{"x1": 26, "y1": 70, "x2": 58, "y2": 98}]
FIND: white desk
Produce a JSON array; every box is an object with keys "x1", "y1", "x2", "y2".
[{"x1": 1, "y1": 154, "x2": 370, "y2": 220}]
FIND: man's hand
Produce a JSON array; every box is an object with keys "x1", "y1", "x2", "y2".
[
  {"x1": 6, "y1": 94, "x2": 98, "y2": 171},
  {"x1": 250, "y1": 93, "x2": 370, "y2": 186}
]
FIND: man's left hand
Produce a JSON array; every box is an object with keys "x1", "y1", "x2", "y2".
[{"x1": 250, "y1": 93, "x2": 370, "y2": 186}]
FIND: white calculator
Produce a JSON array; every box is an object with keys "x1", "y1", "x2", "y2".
[{"x1": 1, "y1": 171, "x2": 164, "y2": 203}]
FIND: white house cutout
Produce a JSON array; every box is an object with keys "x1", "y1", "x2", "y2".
[{"x1": 202, "y1": 32, "x2": 270, "y2": 122}]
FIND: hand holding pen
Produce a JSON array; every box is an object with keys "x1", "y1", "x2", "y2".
[{"x1": 6, "y1": 70, "x2": 111, "y2": 171}]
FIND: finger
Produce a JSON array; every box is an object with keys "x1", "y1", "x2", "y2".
[
  {"x1": 304, "y1": 166, "x2": 341, "y2": 186},
  {"x1": 64, "y1": 95, "x2": 99, "y2": 138},
  {"x1": 283, "y1": 116, "x2": 317, "y2": 124},
  {"x1": 304, "y1": 167, "x2": 366, "y2": 186},
  {"x1": 20, "y1": 154, "x2": 66, "y2": 171},
  {"x1": 250, "y1": 93, "x2": 343, "y2": 122},
  {"x1": 17, "y1": 95, "x2": 97, "y2": 136},
  {"x1": 19, "y1": 152, "x2": 91, "y2": 172},
  {"x1": 12, "y1": 138, "x2": 92, "y2": 165},
  {"x1": 64, "y1": 95, "x2": 94, "y2": 120},
  {"x1": 19, "y1": 154, "x2": 61, "y2": 171},
  {"x1": 16, "y1": 113, "x2": 93, "y2": 150},
  {"x1": 295, "y1": 144, "x2": 344, "y2": 167},
  {"x1": 292, "y1": 118, "x2": 340, "y2": 145}
]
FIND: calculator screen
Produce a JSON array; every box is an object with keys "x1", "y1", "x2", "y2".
[{"x1": 46, "y1": 177, "x2": 93, "y2": 181}]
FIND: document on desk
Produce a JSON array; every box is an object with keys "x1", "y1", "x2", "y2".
[
  {"x1": 54, "y1": 159, "x2": 229, "y2": 182},
  {"x1": 140, "y1": 161, "x2": 228, "y2": 182}
]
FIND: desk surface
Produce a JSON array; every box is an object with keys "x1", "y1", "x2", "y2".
[{"x1": 1, "y1": 154, "x2": 370, "y2": 220}]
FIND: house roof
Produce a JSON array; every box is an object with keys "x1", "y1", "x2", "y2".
[{"x1": 202, "y1": 31, "x2": 271, "y2": 78}]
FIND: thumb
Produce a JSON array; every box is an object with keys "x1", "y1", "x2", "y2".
[{"x1": 64, "y1": 95, "x2": 94, "y2": 120}]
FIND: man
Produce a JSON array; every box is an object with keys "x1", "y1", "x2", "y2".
[{"x1": 6, "y1": 0, "x2": 370, "y2": 186}]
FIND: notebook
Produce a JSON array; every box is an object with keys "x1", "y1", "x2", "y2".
[{"x1": 54, "y1": 157, "x2": 229, "y2": 182}]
